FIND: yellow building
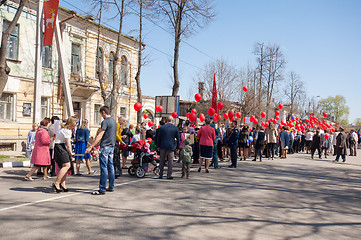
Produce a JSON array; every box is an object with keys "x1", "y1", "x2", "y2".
[{"x1": 0, "y1": 1, "x2": 155, "y2": 151}]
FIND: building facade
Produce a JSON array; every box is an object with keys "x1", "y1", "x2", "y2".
[{"x1": 0, "y1": 1, "x2": 154, "y2": 151}]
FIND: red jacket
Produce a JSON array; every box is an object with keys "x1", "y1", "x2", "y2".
[
  {"x1": 197, "y1": 125, "x2": 216, "y2": 147},
  {"x1": 31, "y1": 127, "x2": 51, "y2": 166}
]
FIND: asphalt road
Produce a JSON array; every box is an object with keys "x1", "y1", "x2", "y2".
[{"x1": 1, "y1": 152, "x2": 361, "y2": 240}]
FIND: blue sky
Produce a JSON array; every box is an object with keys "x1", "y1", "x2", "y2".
[{"x1": 60, "y1": 0, "x2": 361, "y2": 123}]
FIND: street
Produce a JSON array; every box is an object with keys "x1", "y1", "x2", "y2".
[{"x1": 1, "y1": 153, "x2": 361, "y2": 240}]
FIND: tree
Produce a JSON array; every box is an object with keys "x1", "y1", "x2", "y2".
[
  {"x1": 284, "y1": 71, "x2": 305, "y2": 115},
  {"x1": 152, "y1": 0, "x2": 215, "y2": 97},
  {"x1": 353, "y1": 118, "x2": 361, "y2": 126},
  {"x1": 0, "y1": 0, "x2": 27, "y2": 96},
  {"x1": 318, "y1": 95, "x2": 349, "y2": 125}
]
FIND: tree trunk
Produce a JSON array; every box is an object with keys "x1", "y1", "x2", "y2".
[
  {"x1": 112, "y1": 0, "x2": 124, "y2": 97},
  {"x1": 96, "y1": 0, "x2": 107, "y2": 102},
  {"x1": 171, "y1": 6, "x2": 182, "y2": 97},
  {"x1": 0, "y1": 0, "x2": 26, "y2": 96},
  {"x1": 135, "y1": 0, "x2": 143, "y2": 123}
]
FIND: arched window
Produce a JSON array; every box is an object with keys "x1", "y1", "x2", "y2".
[
  {"x1": 95, "y1": 47, "x2": 103, "y2": 79},
  {"x1": 120, "y1": 55, "x2": 128, "y2": 85},
  {"x1": 108, "y1": 52, "x2": 115, "y2": 82}
]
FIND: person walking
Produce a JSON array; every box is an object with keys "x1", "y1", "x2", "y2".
[
  {"x1": 180, "y1": 139, "x2": 193, "y2": 179},
  {"x1": 238, "y1": 125, "x2": 250, "y2": 161},
  {"x1": 210, "y1": 118, "x2": 220, "y2": 168},
  {"x1": 121, "y1": 120, "x2": 133, "y2": 168},
  {"x1": 48, "y1": 116, "x2": 60, "y2": 176},
  {"x1": 349, "y1": 129, "x2": 358, "y2": 156},
  {"x1": 52, "y1": 116, "x2": 78, "y2": 192},
  {"x1": 228, "y1": 120, "x2": 239, "y2": 168},
  {"x1": 321, "y1": 129, "x2": 331, "y2": 158},
  {"x1": 265, "y1": 122, "x2": 277, "y2": 160},
  {"x1": 25, "y1": 123, "x2": 38, "y2": 160},
  {"x1": 311, "y1": 130, "x2": 322, "y2": 159},
  {"x1": 280, "y1": 126, "x2": 290, "y2": 159},
  {"x1": 156, "y1": 116, "x2": 180, "y2": 179},
  {"x1": 335, "y1": 127, "x2": 347, "y2": 162},
  {"x1": 86, "y1": 106, "x2": 117, "y2": 195},
  {"x1": 197, "y1": 118, "x2": 216, "y2": 173},
  {"x1": 305, "y1": 129, "x2": 314, "y2": 154},
  {"x1": 74, "y1": 119, "x2": 95, "y2": 175},
  {"x1": 253, "y1": 126, "x2": 266, "y2": 162},
  {"x1": 25, "y1": 119, "x2": 51, "y2": 181},
  {"x1": 114, "y1": 116, "x2": 124, "y2": 178}
]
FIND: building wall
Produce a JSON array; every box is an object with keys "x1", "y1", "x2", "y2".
[{"x1": 0, "y1": 1, "x2": 154, "y2": 151}]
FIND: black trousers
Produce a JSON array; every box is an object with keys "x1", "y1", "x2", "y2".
[
  {"x1": 311, "y1": 146, "x2": 322, "y2": 158},
  {"x1": 113, "y1": 143, "x2": 122, "y2": 176}
]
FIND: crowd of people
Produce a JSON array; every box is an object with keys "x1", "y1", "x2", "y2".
[{"x1": 24, "y1": 105, "x2": 360, "y2": 195}]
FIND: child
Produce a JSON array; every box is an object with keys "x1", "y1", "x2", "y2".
[{"x1": 180, "y1": 139, "x2": 193, "y2": 179}]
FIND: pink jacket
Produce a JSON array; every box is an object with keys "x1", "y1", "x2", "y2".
[
  {"x1": 197, "y1": 125, "x2": 216, "y2": 147},
  {"x1": 31, "y1": 127, "x2": 51, "y2": 166}
]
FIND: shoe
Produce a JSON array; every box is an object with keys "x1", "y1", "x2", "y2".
[
  {"x1": 181, "y1": 175, "x2": 184, "y2": 178},
  {"x1": 158, "y1": 176, "x2": 163, "y2": 179},
  {"x1": 198, "y1": 168, "x2": 201, "y2": 172},
  {"x1": 342, "y1": 160, "x2": 346, "y2": 162},
  {"x1": 75, "y1": 174, "x2": 82, "y2": 176},
  {"x1": 228, "y1": 165, "x2": 235, "y2": 168},
  {"x1": 60, "y1": 184, "x2": 69, "y2": 192},
  {"x1": 186, "y1": 176, "x2": 190, "y2": 179},
  {"x1": 43, "y1": 176, "x2": 51, "y2": 180},
  {"x1": 52, "y1": 183, "x2": 62, "y2": 193},
  {"x1": 268, "y1": 158, "x2": 271, "y2": 160},
  {"x1": 252, "y1": 159, "x2": 256, "y2": 161},
  {"x1": 25, "y1": 176, "x2": 34, "y2": 181},
  {"x1": 89, "y1": 170, "x2": 97, "y2": 174},
  {"x1": 115, "y1": 175, "x2": 121, "y2": 179},
  {"x1": 259, "y1": 159, "x2": 262, "y2": 162},
  {"x1": 167, "y1": 177, "x2": 173, "y2": 179},
  {"x1": 205, "y1": 169, "x2": 209, "y2": 173},
  {"x1": 122, "y1": 166, "x2": 128, "y2": 169},
  {"x1": 106, "y1": 188, "x2": 114, "y2": 192},
  {"x1": 91, "y1": 190, "x2": 105, "y2": 195}
]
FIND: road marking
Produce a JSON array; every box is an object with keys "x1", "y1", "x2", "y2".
[{"x1": 0, "y1": 178, "x2": 148, "y2": 213}]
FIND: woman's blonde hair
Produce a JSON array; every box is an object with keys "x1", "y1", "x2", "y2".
[
  {"x1": 64, "y1": 116, "x2": 78, "y2": 130},
  {"x1": 32, "y1": 123, "x2": 39, "y2": 130},
  {"x1": 80, "y1": 119, "x2": 88, "y2": 129}
]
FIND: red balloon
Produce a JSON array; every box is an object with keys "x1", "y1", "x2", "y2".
[
  {"x1": 214, "y1": 114, "x2": 218, "y2": 121},
  {"x1": 134, "y1": 102, "x2": 142, "y2": 111},
  {"x1": 171, "y1": 112, "x2": 178, "y2": 118},
  {"x1": 143, "y1": 113, "x2": 148, "y2": 119},
  {"x1": 224, "y1": 113, "x2": 229, "y2": 119},
  {"x1": 229, "y1": 116, "x2": 235, "y2": 122},
  {"x1": 236, "y1": 112, "x2": 241, "y2": 118},
  {"x1": 191, "y1": 109, "x2": 197, "y2": 114},
  {"x1": 253, "y1": 118, "x2": 258, "y2": 125},
  {"x1": 189, "y1": 113, "x2": 197, "y2": 122},
  {"x1": 186, "y1": 113, "x2": 190, "y2": 119},
  {"x1": 146, "y1": 138, "x2": 153, "y2": 144},
  {"x1": 158, "y1": 106, "x2": 163, "y2": 112},
  {"x1": 278, "y1": 104, "x2": 283, "y2": 109},
  {"x1": 218, "y1": 115, "x2": 222, "y2": 121},
  {"x1": 148, "y1": 121, "x2": 153, "y2": 127},
  {"x1": 195, "y1": 93, "x2": 202, "y2": 102},
  {"x1": 264, "y1": 122, "x2": 269, "y2": 128},
  {"x1": 323, "y1": 112, "x2": 328, "y2": 118},
  {"x1": 208, "y1": 108, "x2": 216, "y2": 116},
  {"x1": 250, "y1": 115, "x2": 255, "y2": 122},
  {"x1": 260, "y1": 112, "x2": 266, "y2": 118},
  {"x1": 199, "y1": 113, "x2": 205, "y2": 122},
  {"x1": 218, "y1": 102, "x2": 224, "y2": 110},
  {"x1": 275, "y1": 110, "x2": 280, "y2": 116},
  {"x1": 272, "y1": 119, "x2": 277, "y2": 124},
  {"x1": 275, "y1": 116, "x2": 280, "y2": 121},
  {"x1": 228, "y1": 111, "x2": 234, "y2": 118},
  {"x1": 243, "y1": 86, "x2": 248, "y2": 92}
]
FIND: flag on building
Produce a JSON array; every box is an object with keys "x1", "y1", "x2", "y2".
[{"x1": 43, "y1": 0, "x2": 59, "y2": 46}]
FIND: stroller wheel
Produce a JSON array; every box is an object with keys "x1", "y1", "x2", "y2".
[
  {"x1": 153, "y1": 166, "x2": 160, "y2": 176},
  {"x1": 128, "y1": 166, "x2": 136, "y2": 176},
  {"x1": 136, "y1": 167, "x2": 146, "y2": 178}
]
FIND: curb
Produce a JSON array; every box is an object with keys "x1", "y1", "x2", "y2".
[{"x1": 0, "y1": 160, "x2": 31, "y2": 168}]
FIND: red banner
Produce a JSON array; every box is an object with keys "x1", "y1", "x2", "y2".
[
  {"x1": 212, "y1": 73, "x2": 218, "y2": 114},
  {"x1": 43, "y1": 0, "x2": 59, "y2": 46}
]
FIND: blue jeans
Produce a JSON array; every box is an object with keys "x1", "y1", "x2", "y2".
[
  {"x1": 230, "y1": 144, "x2": 238, "y2": 167},
  {"x1": 99, "y1": 146, "x2": 115, "y2": 193},
  {"x1": 212, "y1": 144, "x2": 218, "y2": 168}
]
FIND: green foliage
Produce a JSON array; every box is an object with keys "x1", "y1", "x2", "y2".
[
  {"x1": 319, "y1": 95, "x2": 349, "y2": 125},
  {"x1": 353, "y1": 118, "x2": 361, "y2": 126}
]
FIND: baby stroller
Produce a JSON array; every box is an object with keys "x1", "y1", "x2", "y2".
[{"x1": 120, "y1": 140, "x2": 159, "y2": 178}]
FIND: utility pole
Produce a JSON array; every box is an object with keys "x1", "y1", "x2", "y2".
[{"x1": 33, "y1": 0, "x2": 43, "y2": 123}]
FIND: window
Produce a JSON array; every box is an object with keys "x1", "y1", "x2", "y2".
[
  {"x1": 119, "y1": 107, "x2": 127, "y2": 118},
  {"x1": 94, "y1": 104, "x2": 102, "y2": 125},
  {"x1": 41, "y1": 97, "x2": 49, "y2": 119},
  {"x1": 95, "y1": 47, "x2": 104, "y2": 79},
  {"x1": 3, "y1": 20, "x2": 19, "y2": 60},
  {"x1": 108, "y1": 52, "x2": 114, "y2": 83},
  {"x1": 42, "y1": 46, "x2": 52, "y2": 68},
  {"x1": 120, "y1": 56, "x2": 128, "y2": 85},
  {"x1": 0, "y1": 93, "x2": 13, "y2": 120},
  {"x1": 71, "y1": 43, "x2": 80, "y2": 74}
]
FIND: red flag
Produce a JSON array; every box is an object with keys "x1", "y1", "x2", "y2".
[
  {"x1": 212, "y1": 73, "x2": 218, "y2": 116},
  {"x1": 43, "y1": 0, "x2": 59, "y2": 46}
]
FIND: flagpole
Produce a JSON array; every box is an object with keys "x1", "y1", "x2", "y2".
[{"x1": 33, "y1": 0, "x2": 43, "y2": 124}]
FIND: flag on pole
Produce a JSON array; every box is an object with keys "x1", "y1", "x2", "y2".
[
  {"x1": 43, "y1": 0, "x2": 59, "y2": 46},
  {"x1": 212, "y1": 73, "x2": 218, "y2": 115}
]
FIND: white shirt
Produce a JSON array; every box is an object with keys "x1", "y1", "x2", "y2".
[
  {"x1": 54, "y1": 128, "x2": 72, "y2": 144},
  {"x1": 131, "y1": 134, "x2": 141, "y2": 143},
  {"x1": 351, "y1": 132, "x2": 358, "y2": 142},
  {"x1": 305, "y1": 131, "x2": 314, "y2": 141}
]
